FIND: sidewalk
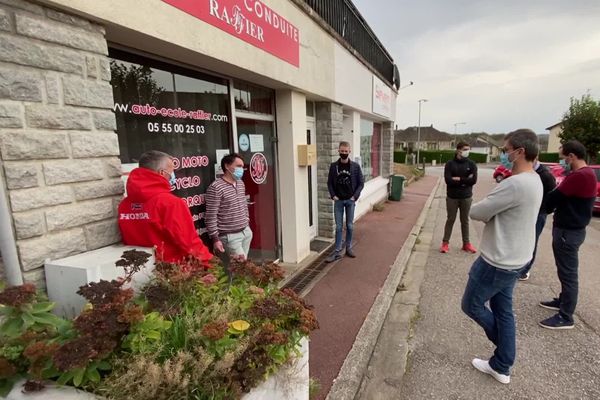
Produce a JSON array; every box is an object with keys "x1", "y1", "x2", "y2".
[
  {"x1": 306, "y1": 175, "x2": 439, "y2": 400},
  {"x1": 361, "y1": 167, "x2": 600, "y2": 399}
]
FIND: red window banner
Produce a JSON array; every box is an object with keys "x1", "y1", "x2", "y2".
[{"x1": 162, "y1": 0, "x2": 300, "y2": 67}]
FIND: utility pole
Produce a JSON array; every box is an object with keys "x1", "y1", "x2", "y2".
[{"x1": 416, "y1": 99, "x2": 428, "y2": 166}]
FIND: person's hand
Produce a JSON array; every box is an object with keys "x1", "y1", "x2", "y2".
[
  {"x1": 350, "y1": 196, "x2": 355, "y2": 201},
  {"x1": 333, "y1": 196, "x2": 339, "y2": 200},
  {"x1": 452, "y1": 177, "x2": 461, "y2": 181},
  {"x1": 214, "y1": 240, "x2": 225, "y2": 254}
]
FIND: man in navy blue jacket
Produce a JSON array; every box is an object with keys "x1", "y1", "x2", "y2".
[{"x1": 326, "y1": 141, "x2": 364, "y2": 262}]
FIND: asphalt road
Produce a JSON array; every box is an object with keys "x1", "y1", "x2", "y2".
[{"x1": 397, "y1": 166, "x2": 600, "y2": 399}]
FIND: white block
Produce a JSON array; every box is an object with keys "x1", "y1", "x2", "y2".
[{"x1": 44, "y1": 244, "x2": 154, "y2": 319}]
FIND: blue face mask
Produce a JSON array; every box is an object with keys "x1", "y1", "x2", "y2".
[
  {"x1": 232, "y1": 167, "x2": 244, "y2": 180},
  {"x1": 500, "y1": 152, "x2": 513, "y2": 170},
  {"x1": 169, "y1": 171, "x2": 176, "y2": 187},
  {"x1": 559, "y1": 158, "x2": 571, "y2": 172}
]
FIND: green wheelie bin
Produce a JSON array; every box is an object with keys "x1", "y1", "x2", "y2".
[{"x1": 389, "y1": 175, "x2": 406, "y2": 201}]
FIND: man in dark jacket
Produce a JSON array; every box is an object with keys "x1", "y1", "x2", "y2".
[
  {"x1": 518, "y1": 160, "x2": 556, "y2": 281},
  {"x1": 326, "y1": 141, "x2": 364, "y2": 262},
  {"x1": 441, "y1": 142, "x2": 478, "y2": 254},
  {"x1": 118, "y1": 150, "x2": 212, "y2": 263}
]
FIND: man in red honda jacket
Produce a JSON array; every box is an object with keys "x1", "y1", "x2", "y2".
[{"x1": 118, "y1": 150, "x2": 212, "y2": 263}]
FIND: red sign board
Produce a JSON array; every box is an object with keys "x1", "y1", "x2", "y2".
[{"x1": 162, "y1": 0, "x2": 300, "y2": 67}]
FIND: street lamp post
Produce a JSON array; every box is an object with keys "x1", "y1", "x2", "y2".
[
  {"x1": 416, "y1": 99, "x2": 428, "y2": 166},
  {"x1": 454, "y1": 122, "x2": 466, "y2": 135}
]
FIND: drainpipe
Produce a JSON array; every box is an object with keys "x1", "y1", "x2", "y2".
[{"x1": 0, "y1": 172, "x2": 23, "y2": 286}]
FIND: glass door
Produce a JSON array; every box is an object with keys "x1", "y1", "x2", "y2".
[
  {"x1": 236, "y1": 118, "x2": 278, "y2": 261},
  {"x1": 307, "y1": 120, "x2": 317, "y2": 239}
]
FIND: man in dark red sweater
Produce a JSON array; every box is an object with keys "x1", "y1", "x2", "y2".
[{"x1": 539, "y1": 140, "x2": 597, "y2": 330}]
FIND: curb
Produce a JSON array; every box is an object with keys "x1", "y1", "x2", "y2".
[{"x1": 325, "y1": 177, "x2": 441, "y2": 400}]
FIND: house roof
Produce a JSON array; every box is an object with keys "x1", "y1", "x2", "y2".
[
  {"x1": 394, "y1": 126, "x2": 453, "y2": 142},
  {"x1": 546, "y1": 122, "x2": 562, "y2": 130},
  {"x1": 455, "y1": 133, "x2": 502, "y2": 148}
]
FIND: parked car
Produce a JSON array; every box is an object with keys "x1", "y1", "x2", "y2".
[
  {"x1": 493, "y1": 164, "x2": 512, "y2": 182},
  {"x1": 493, "y1": 162, "x2": 566, "y2": 184},
  {"x1": 590, "y1": 165, "x2": 600, "y2": 214},
  {"x1": 493, "y1": 163, "x2": 600, "y2": 214}
]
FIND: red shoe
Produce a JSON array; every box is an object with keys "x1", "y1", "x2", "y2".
[
  {"x1": 462, "y1": 243, "x2": 477, "y2": 253},
  {"x1": 440, "y1": 242, "x2": 449, "y2": 253}
]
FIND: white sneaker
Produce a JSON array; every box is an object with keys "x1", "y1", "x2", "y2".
[{"x1": 471, "y1": 358, "x2": 510, "y2": 384}]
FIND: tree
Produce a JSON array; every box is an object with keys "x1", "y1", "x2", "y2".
[{"x1": 559, "y1": 94, "x2": 600, "y2": 163}]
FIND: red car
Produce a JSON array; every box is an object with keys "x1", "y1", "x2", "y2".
[
  {"x1": 590, "y1": 165, "x2": 600, "y2": 214},
  {"x1": 492, "y1": 164, "x2": 512, "y2": 183},
  {"x1": 493, "y1": 162, "x2": 566, "y2": 184},
  {"x1": 493, "y1": 163, "x2": 600, "y2": 213}
]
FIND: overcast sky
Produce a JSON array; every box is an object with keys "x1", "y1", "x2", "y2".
[{"x1": 353, "y1": 0, "x2": 600, "y2": 135}]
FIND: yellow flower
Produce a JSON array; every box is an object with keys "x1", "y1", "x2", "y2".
[{"x1": 228, "y1": 320, "x2": 250, "y2": 332}]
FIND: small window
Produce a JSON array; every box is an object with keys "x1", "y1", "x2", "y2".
[{"x1": 234, "y1": 80, "x2": 273, "y2": 115}]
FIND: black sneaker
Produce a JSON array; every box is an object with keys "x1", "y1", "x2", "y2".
[
  {"x1": 326, "y1": 252, "x2": 342, "y2": 263},
  {"x1": 539, "y1": 298, "x2": 560, "y2": 311},
  {"x1": 539, "y1": 313, "x2": 574, "y2": 330},
  {"x1": 345, "y1": 248, "x2": 356, "y2": 258}
]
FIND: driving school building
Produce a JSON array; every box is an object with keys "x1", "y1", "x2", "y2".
[{"x1": 0, "y1": 0, "x2": 400, "y2": 286}]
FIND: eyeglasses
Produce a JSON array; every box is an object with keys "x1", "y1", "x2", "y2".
[{"x1": 501, "y1": 147, "x2": 522, "y2": 154}]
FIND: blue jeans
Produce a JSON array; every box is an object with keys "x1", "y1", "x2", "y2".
[
  {"x1": 521, "y1": 213, "x2": 547, "y2": 276},
  {"x1": 461, "y1": 257, "x2": 522, "y2": 375},
  {"x1": 334, "y1": 199, "x2": 356, "y2": 252},
  {"x1": 552, "y1": 226, "x2": 586, "y2": 322}
]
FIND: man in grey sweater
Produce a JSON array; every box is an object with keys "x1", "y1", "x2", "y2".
[{"x1": 461, "y1": 129, "x2": 543, "y2": 384}]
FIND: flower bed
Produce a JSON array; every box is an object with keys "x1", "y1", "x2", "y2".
[{"x1": 0, "y1": 251, "x2": 318, "y2": 399}]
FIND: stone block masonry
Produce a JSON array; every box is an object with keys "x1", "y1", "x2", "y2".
[
  {"x1": 0, "y1": 0, "x2": 122, "y2": 288},
  {"x1": 316, "y1": 102, "x2": 343, "y2": 238}
]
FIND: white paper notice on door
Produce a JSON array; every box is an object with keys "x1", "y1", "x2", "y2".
[
  {"x1": 249, "y1": 134, "x2": 264, "y2": 152},
  {"x1": 216, "y1": 149, "x2": 229, "y2": 166}
]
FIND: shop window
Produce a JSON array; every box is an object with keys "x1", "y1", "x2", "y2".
[
  {"x1": 234, "y1": 80, "x2": 273, "y2": 115},
  {"x1": 109, "y1": 49, "x2": 232, "y2": 238},
  {"x1": 360, "y1": 119, "x2": 382, "y2": 181}
]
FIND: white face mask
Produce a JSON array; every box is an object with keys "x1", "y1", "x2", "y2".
[{"x1": 461, "y1": 150, "x2": 470, "y2": 158}]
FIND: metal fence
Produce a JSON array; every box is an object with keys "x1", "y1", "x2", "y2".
[{"x1": 302, "y1": 0, "x2": 396, "y2": 86}]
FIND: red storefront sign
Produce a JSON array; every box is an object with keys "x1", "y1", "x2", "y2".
[{"x1": 162, "y1": 0, "x2": 300, "y2": 67}]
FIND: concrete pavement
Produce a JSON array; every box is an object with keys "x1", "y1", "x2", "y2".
[
  {"x1": 306, "y1": 175, "x2": 440, "y2": 400},
  {"x1": 360, "y1": 166, "x2": 600, "y2": 399}
]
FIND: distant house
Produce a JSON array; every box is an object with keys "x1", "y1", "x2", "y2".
[
  {"x1": 538, "y1": 134, "x2": 549, "y2": 152},
  {"x1": 455, "y1": 133, "x2": 502, "y2": 161},
  {"x1": 394, "y1": 125, "x2": 454, "y2": 152},
  {"x1": 547, "y1": 122, "x2": 562, "y2": 152}
]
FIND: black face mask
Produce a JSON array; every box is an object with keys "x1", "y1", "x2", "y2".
[{"x1": 339, "y1": 153, "x2": 349, "y2": 160}]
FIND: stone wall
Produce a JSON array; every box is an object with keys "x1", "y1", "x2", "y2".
[
  {"x1": 315, "y1": 102, "x2": 343, "y2": 238},
  {"x1": 381, "y1": 121, "x2": 394, "y2": 178},
  {"x1": 0, "y1": 0, "x2": 121, "y2": 287}
]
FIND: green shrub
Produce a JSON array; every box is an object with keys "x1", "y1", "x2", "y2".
[
  {"x1": 416, "y1": 150, "x2": 487, "y2": 164},
  {"x1": 393, "y1": 151, "x2": 407, "y2": 163},
  {"x1": 539, "y1": 152, "x2": 560, "y2": 162}
]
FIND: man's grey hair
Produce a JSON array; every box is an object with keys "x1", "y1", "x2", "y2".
[
  {"x1": 504, "y1": 129, "x2": 539, "y2": 162},
  {"x1": 139, "y1": 150, "x2": 172, "y2": 172}
]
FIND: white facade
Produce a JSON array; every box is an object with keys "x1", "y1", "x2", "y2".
[{"x1": 0, "y1": 0, "x2": 399, "y2": 286}]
